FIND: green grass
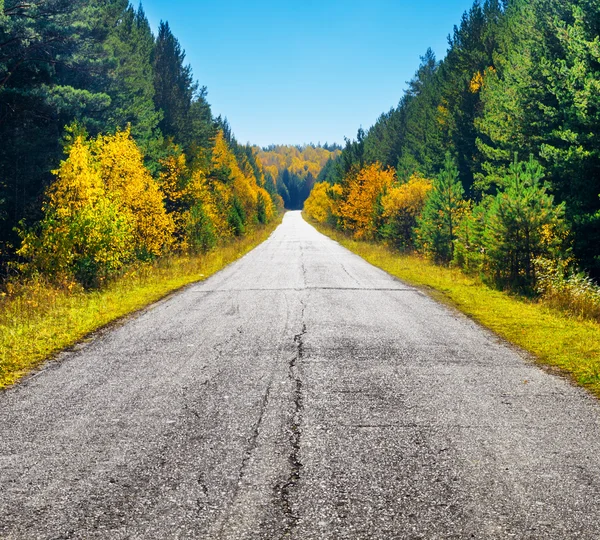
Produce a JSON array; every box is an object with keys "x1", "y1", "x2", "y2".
[
  {"x1": 309, "y1": 218, "x2": 600, "y2": 397},
  {"x1": 0, "y1": 218, "x2": 282, "y2": 389}
]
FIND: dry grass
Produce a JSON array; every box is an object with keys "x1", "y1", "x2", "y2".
[
  {"x1": 0, "y1": 218, "x2": 281, "y2": 389},
  {"x1": 310, "y1": 219, "x2": 600, "y2": 397}
]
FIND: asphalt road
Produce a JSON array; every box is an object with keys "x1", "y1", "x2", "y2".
[{"x1": 2, "y1": 211, "x2": 600, "y2": 539}]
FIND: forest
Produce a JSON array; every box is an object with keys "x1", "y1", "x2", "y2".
[
  {"x1": 0, "y1": 0, "x2": 282, "y2": 287},
  {"x1": 257, "y1": 144, "x2": 341, "y2": 210},
  {"x1": 306, "y1": 0, "x2": 600, "y2": 312}
]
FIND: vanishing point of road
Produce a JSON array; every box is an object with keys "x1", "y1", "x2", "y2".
[{"x1": 2, "y1": 211, "x2": 600, "y2": 539}]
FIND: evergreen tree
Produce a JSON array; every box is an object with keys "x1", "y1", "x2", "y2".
[
  {"x1": 483, "y1": 155, "x2": 566, "y2": 290},
  {"x1": 0, "y1": 0, "x2": 111, "y2": 261},
  {"x1": 475, "y1": 0, "x2": 600, "y2": 276},
  {"x1": 416, "y1": 153, "x2": 465, "y2": 263},
  {"x1": 100, "y1": 3, "x2": 161, "y2": 151},
  {"x1": 152, "y1": 21, "x2": 195, "y2": 145},
  {"x1": 397, "y1": 49, "x2": 446, "y2": 178},
  {"x1": 439, "y1": 0, "x2": 504, "y2": 193}
]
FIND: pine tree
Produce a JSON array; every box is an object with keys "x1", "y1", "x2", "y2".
[
  {"x1": 416, "y1": 153, "x2": 465, "y2": 263},
  {"x1": 101, "y1": 3, "x2": 161, "y2": 152},
  {"x1": 483, "y1": 155, "x2": 566, "y2": 290},
  {"x1": 0, "y1": 0, "x2": 111, "y2": 260},
  {"x1": 152, "y1": 21, "x2": 195, "y2": 144}
]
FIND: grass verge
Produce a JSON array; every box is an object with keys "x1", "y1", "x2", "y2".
[
  {"x1": 309, "y1": 218, "x2": 600, "y2": 398},
  {"x1": 0, "y1": 217, "x2": 282, "y2": 389}
]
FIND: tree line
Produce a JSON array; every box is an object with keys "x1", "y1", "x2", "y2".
[
  {"x1": 257, "y1": 144, "x2": 341, "y2": 210},
  {"x1": 0, "y1": 0, "x2": 281, "y2": 285},
  {"x1": 309, "y1": 0, "x2": 600, "y2": 295}
]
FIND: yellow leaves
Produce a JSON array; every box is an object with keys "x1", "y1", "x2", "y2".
[
  {"x1": 159, "y1": 150, "x2": 188, "y2": 206},
  {"x1": 264, "y1": 165, "x2": 279, "y2": 182},
  {"x1": 19, "y1": 129, "x2": 176, "y2": 286},
  {"x1": 95, "y1": 129, "x2": 174, "y2": 258},
  {"x1": 337, "y1": 163, "x2": 395, "y2": 239},
  {"x1": 471, "y1": 66, "x2": 496, "y2": 94},
  {"x1": 257, "y1": 187, "x2": 275, "y2": 222},
  {"x1": 47, "y1": 137, "x2": 104, "y2": 219},
  {"x1": 20, "y1": 135, "x2": 136, "y2": 279},
  {"x1": 207, "y1": 130, "x2": 275, "y2": 235},
  {"x1": 469, "y1": 71, "x2": 484, "y2": 93},
  {"x1": 19, "y1": 126, "x2": 277, "y2": 286},
  {"x1": 381, "y1": 174, "x2": 433, "y2": 219},
  {"x1": 182, "y1": 167, "x2": 225, "y2": 241},
  {"x1": 257, "y1": 145, "x2": 342, "y2": 191},
  {"x1": 437, "y1": 104, "x2": 450, "y2": 127},
  {"x1": 211, "y1": 130, "x2": 239, "y2": 179},
  {"x1": 304, "y1": 182, "x2": 334, "y2": 223}
]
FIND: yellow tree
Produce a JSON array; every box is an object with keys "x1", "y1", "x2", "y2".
[
  {"x1": 158, "y1": 146, "x2": 189, "y2": 246},
  {"x1": 304, "y1": 182, "x2": 335, "y2": 223},
  {"x1": 18, "y1": 136, "x2": 135, "y2": 286},
  {"x1": 95, "y1": 129, "x2": 174, "y2": 258},
  {"x1": 337, "y1": 163, "x2": 395, "y2": 239},
  {"x1": 380, "y1": 174, "x2": 433, "y2": 249},
  {"x1": 210, "y1": 130, "x2": 266, "y2": 234}
]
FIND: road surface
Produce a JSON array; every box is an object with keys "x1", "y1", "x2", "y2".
[{"x1": 2, "y1": 211, "x2": 600, "y2": 539}]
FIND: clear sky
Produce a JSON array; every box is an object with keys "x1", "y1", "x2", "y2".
[{"x1": 140, "y1": 0, "x2": 476, "y2": 147}]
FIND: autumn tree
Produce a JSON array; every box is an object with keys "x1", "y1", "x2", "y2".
[
  {"x1": 94, "y1": 129, "x2": 174, "y2": 258},
  {"x1": 379, "y1": 174, "x2": 433, "y2": 249},
  {"x1": 337, "y1": 163, "x2": 396, "y2": 239},
  {"x1": 304, "y1": 182, "x2": 334, "y2": 223},
  {"x1": 17, "y1": 136, "x2": 135, "y2": 287}
]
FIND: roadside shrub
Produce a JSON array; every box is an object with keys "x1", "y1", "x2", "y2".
[
  {"x1": 535, "y1": 257, "x2": 600, "y2": 321},
  {"x1": 379, "y1": 174, "x2": 432, "y2": 250}
]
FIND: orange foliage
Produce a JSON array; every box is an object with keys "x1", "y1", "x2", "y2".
[{"x1": 337, "y1": 163, "x2": 395, "y2": 239}]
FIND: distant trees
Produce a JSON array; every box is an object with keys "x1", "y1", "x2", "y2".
[{"x1": 257, "y1": 145, "x2": 341, "y2": 210}]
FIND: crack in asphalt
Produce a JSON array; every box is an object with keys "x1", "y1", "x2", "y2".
[
  {"x1": 276, "y1": 299, "x2": 307, "y2": 538},
  {"x1": 300, "y1": 242, "x2": 308, "y2": 289},
  {"x1": 237, "y1": 381, "x2": 273, "y2": 486},
  {"x1": 216, "y1": 380, "x2": 274, "y2": 537},
  {"x1": 340, "y1": 262, "x2": 361, "y2": 287}
]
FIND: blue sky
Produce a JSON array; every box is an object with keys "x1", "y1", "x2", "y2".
[{"x1": 140, "y1": 0, "x2": 476, "y2": 147}]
